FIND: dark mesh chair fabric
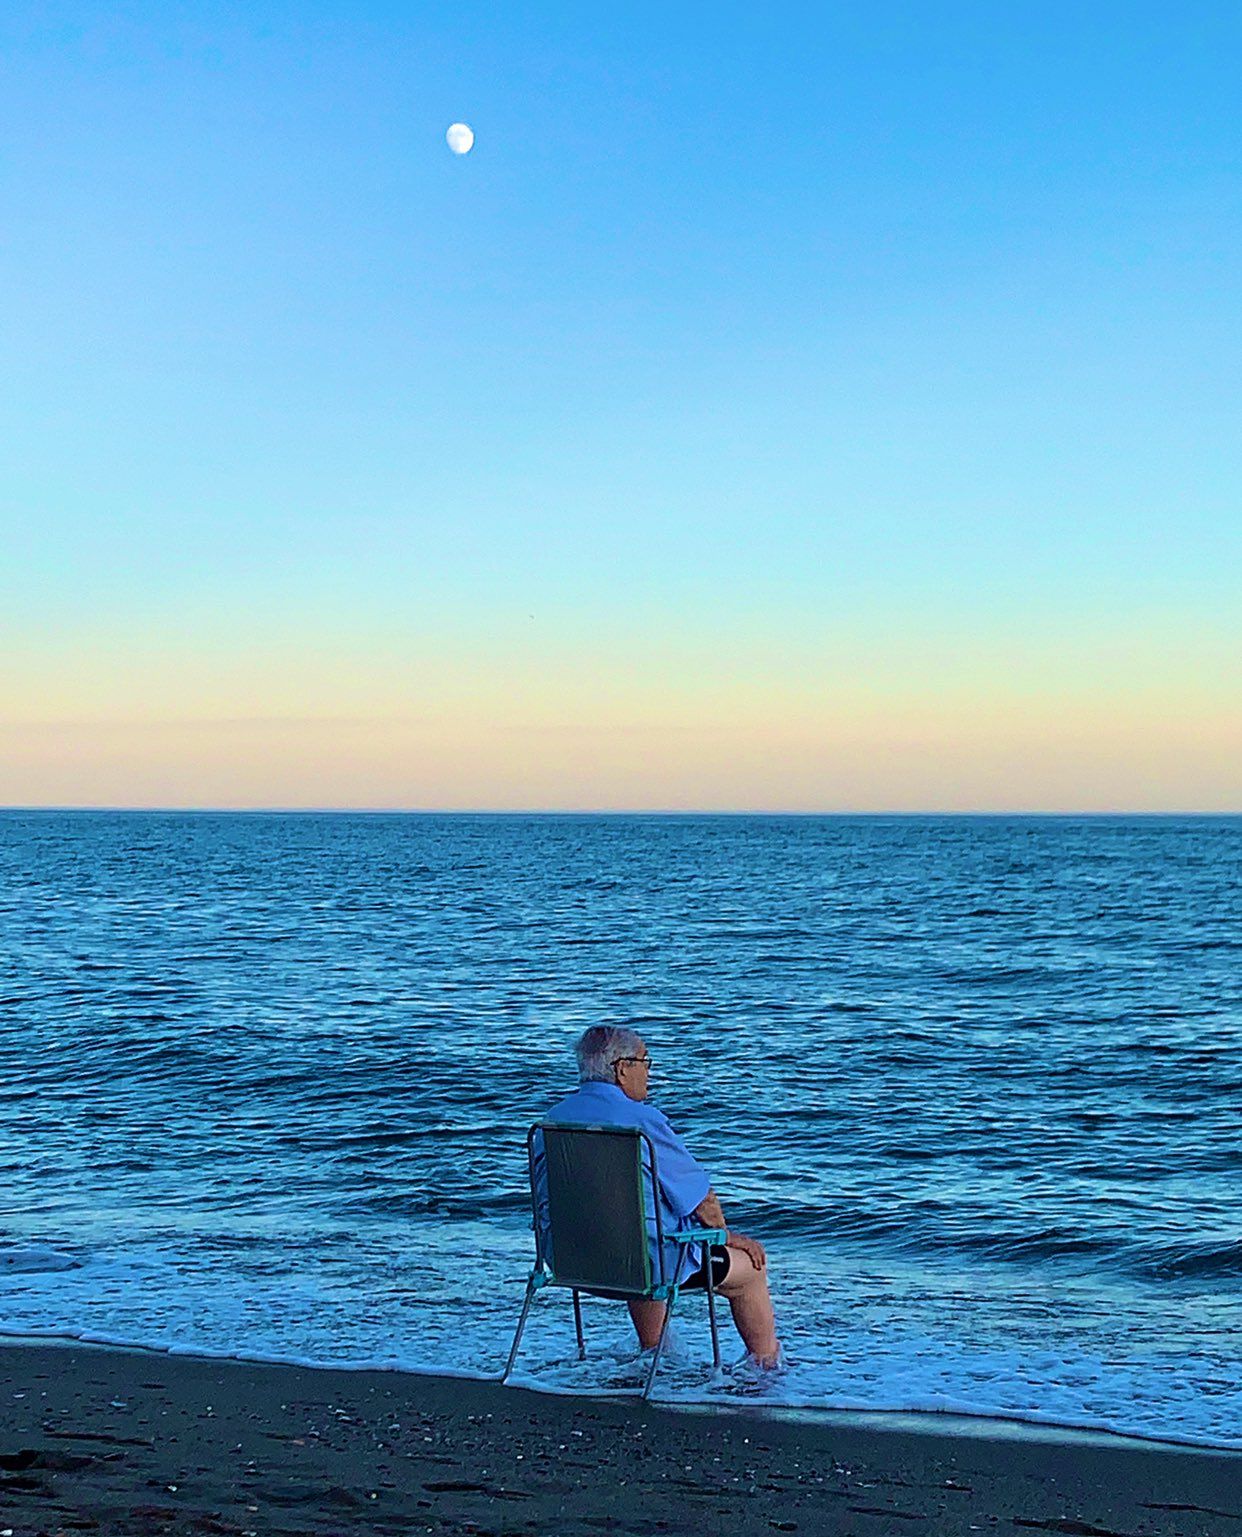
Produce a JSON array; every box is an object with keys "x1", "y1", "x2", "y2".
[{"x1": 541, "y1": 1126, "x2": 651, "y2": 1294}]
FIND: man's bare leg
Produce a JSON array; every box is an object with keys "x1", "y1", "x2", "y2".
[
  {"x1": 718, "y1": 1244, "x2": 780, "y2": 1366},
  {"x1": 627, "y1": 1248, "x2": 780, "y2": 1366},
  {"x1": 627, "y1": 1298, "x2": 666, "y2": 1349}
]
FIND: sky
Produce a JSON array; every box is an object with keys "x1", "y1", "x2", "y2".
[{"x1": 1, "y1": 1, "x2": 1239, "y2": 811}]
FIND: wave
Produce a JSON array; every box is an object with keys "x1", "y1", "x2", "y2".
[
  {"x1": 730, "y1": 1200, "x2": 1242, "y2": 1282},
  {"x1": 337, "y1": 1190, "x2": 531, "y2": 1219},
  {"x1": 0, "y1": 1245, "x2": 80, "y2": 1274},
  {"x1": 1134, "y1": 1238, "x2": 1242, "y2": 1281}
]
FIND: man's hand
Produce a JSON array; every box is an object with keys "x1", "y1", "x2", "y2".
[
  {"x1": 692, "y1": 1189, "x2": 769, "y2": 1270},
  {"x1": 693, "y1": 1189, "x2": 727, "y2": 1230},
  {"x1": 726, "y1": 1232, "x2": 767, "y2": 1271}
]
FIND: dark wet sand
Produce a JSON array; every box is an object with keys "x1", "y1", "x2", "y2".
[{"x1": 1, "y1": 1341, "x2": 1239, "y2": 1536}]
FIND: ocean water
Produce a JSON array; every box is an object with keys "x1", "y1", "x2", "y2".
[{"x1": 1, "y1": 811, "x2": 1239, "y2": 1448}]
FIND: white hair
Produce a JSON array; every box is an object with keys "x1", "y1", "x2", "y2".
[{"x1": 575, "y1": 1025, "x2": 644, "y2": 1083}]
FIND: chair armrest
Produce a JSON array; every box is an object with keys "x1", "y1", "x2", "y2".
[{"x1": 668, "y1": 1228, "x2": 728, "y2": 1246}]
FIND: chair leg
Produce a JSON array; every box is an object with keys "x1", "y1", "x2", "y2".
[
  {"x1": 642, "y1": 1289, "x2": 677, "y2": 1401},
  {"x1": 501, "y1": 1278, "x2": 537, "y2": 1383},
  {"x1": 572, "y1": 1290, "x2": 586, "y2": 1360},
  {"x1": 705, "y1": 1267, "x2": 722, "y2": 1372}
]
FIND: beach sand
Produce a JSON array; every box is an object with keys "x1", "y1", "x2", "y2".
[{"x1": 1, "y1": 1340, "x2": 1238, "y2": 1535}]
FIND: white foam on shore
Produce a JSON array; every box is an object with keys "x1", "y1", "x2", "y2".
[{"x1": 3, "y1": 1233, "x2": 1238, "y2": 1454}]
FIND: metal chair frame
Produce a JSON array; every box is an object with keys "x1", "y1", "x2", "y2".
[{"x1": 501, "y1": 1121, "x2": 729, "y2": 1399}]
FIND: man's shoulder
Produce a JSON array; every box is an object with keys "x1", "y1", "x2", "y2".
[
  {"x1": 541, "y1": 1085, "x2": 662, "y2": 1130},
  {"x1": 542, "y1": 1090, "x2": 599, "y2": 1123},
  {"x1": 542, "y1": 1087, "x2": 630, "y2": 1124}
]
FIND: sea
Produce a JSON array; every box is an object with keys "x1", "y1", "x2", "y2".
[{"x1": 1, "y1": 811, "x2": 1238, "y2": 1449}]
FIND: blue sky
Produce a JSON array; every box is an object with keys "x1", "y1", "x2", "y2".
[{"x1": 2, "y1": 3, "x2": 1239, "y2": 808}]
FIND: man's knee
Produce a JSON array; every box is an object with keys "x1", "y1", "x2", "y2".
[{"x1": 720, "y1": 1245, "x2": 770, "y2": 1295}]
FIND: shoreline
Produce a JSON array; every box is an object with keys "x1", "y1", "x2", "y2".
[
  {"x1": 3, "y1": 1327, "x2": 1237, "y2": 1457},
  {"x1": 2, "y1": 1338, "x2": 1239, "y2": 1535}
]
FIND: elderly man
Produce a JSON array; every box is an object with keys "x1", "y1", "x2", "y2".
[{"x1": 541, "y1": 1024, "x2": 781, "y2": 1368}]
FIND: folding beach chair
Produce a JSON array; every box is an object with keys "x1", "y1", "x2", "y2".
[{"x1": 501, "y1": 1122, "x2": 729, "y2": 1400}]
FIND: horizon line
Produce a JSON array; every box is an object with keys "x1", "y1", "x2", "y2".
[{"x1": 2, "y1": 806, "x2": 1238, "y2": 818}]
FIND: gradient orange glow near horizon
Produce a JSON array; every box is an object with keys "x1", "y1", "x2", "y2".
[{"x1": 4, "y1": 603, "x2": 1238, "y2": 811}]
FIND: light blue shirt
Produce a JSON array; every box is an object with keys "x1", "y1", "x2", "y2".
[{"x1": 534, "y1": 1080, "x2": 713, "y2": 1285}]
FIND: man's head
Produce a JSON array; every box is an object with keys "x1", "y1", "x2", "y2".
[{"x1": 575, "y1": 1025, "x2": 652, "y2": 1102}]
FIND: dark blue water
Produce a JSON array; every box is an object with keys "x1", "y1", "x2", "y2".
[{"x1": 1, "y1": 812, "x2": 1238, "y2": 1444}]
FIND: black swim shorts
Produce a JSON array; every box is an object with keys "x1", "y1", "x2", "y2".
[{"x1": 681, "y1": 1245, "x2": 731, "y2": 1290}]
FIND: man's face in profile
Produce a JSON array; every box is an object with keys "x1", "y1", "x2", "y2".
[{"x1": 614, "y1": 1039, "x2": 652, "y2": 1102}]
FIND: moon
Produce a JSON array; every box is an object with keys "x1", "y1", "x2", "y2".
[{"x1": 446, "y1": 122, "x2": 475, "y2": 156}]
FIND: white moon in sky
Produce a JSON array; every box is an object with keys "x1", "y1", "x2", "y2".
[{"x1": 446, "y1": 122, "x2": 475, "y2": 155}]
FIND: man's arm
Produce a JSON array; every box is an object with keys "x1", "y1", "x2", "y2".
[
  {"x1": 645, "y1": 1109, "x2": 768, "y2": 1271},
  {"x1": 692, "y1": 1188, "x2": 767, "y2": 1270}
]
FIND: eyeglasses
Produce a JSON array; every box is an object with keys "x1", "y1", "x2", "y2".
[{"x1": 614, "y1": 1054, "x2": 652, "y2": 1069}]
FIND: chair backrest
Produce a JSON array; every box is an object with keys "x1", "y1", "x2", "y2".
[{"x1": 530, "y1": 1123, "x2": 657, "y2": 1295}]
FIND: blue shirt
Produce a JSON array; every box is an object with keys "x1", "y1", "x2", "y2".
[{"x1": 534, "y1": 1081, "x2": 713, "y2": 1286}]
